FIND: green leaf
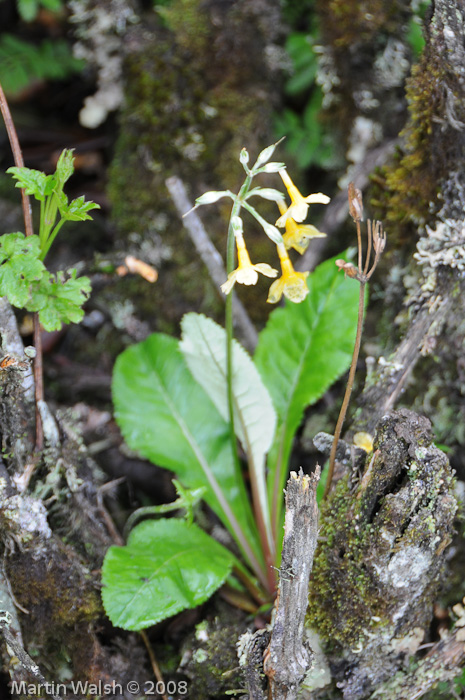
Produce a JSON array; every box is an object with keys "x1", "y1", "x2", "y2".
[
  {"x1": 0, "y1": 233, "x2": 45, "y2": 308},
  {"x1": 180, "y1": 313, "x2": 276, "y2": 469},
  {"x1": 254, "y1": 253, "x2": 361, "y2": 529},
  {"x1": 58, "y1": 194, "x2": 100, "y2": 222},
  {"x1": 0, "y1": 35, "x2": 83, "y2": 97},
  {"x1": 7, "y1": 166, "x2": 55, "y2": 202},
  {"x1": 180, "y1": 314, "x2": 277, "y2": 550},
  {"x1": 112, "y1": 333, "x2": 263, "y2": 576},
  {"x1": 102, "y1": 519, "x2": 234, "y2": 630},
  {"x1": 55, "y1": 149, "x2": 75, "y2": 188},
  {"x1": 17, "y1": 0, "x2": 63, "y2": 20},
  {"x1": 27, "y1": 268, "x2": 91, "y2": 331},
  {"x1": 285, "y1": 33, "x2": 319, "y2": 96},
  {"x1": 17, "y1": 0, "x2": 39, "y2": 21}
]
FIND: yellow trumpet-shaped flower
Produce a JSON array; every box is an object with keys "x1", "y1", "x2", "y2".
[
  {"x1": 277, "y1": 200, "x2": 326, "y2": 254},
  {"x1": 267, "y1": 243, "x2": 309, "y2": 304},
  {"x1": 221, "y1": 232, "x2": 278, "y2": 295},
  {"x1": 276, "y1": 169, "x2": 330, "y2": 227}
]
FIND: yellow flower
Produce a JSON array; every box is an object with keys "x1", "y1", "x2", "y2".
[
  {"x1": 277, "y1": 200, "x2": 326, "y2": 254},
  {"x1": 267, "y1": 243, "x2": 309, "y2": 304},
  {"x1": 353, "y1": 432, "x2": 374, "y2": 453},
  {"x1": 276, "y1": 169, "x2": 330, "y2": 227},
  {"x1": 221, "y1": 232, "x2": 278, "y2": 295}
]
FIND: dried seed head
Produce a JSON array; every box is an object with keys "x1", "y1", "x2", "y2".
[
  {"x1": 335, "y1": 259, "x2": 358, "y2": 278},
  {"x1": 372, "y1": 221, "x2": 386, "y2": 255},
  {"x1": 348, "y1": 182, "x2": 364, "y2": 222}
]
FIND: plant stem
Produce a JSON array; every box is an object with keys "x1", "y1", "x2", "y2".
[
  {"x1": 40, "y1": 218, "x2": 65, "y2": 261},
  {"x1": 225, "y1": 216, "x2": 242, "y2": 482},
  {"x1": 0, "y1": 81, "x2": 43, "y2": 450},
  {"x1": 323, "y1": 281, "x2": 366, "y2": 501},
  {"x1": 225, "y1": 173, "x2": 276, "y2": 593},
  {"x1": 0, "y1": 84, "x2": 33, "y2": 238}
]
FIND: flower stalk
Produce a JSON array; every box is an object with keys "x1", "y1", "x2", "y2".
[
  {"x1": 191, "y1": 143, "x2": 331, "y2": 594},
  {"x1": 323, "y1": 184, "x2": 385, "y2": 500},
  {"x1": 225, "y1": 173, "x2": 278, "y2": 593}
]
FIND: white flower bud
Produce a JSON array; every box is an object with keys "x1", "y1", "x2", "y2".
[
  {"x1": 255, "y1": 162, "x2": 286, "y2": 174},
  {"x1": 195, "y1": 190, "x2": 232, "y2": 206},
  {"x1": 239, "y1": 148, "x2": 250, "y2": 165},
  {"x1": 263, "y1": 223, "x2": 283, "y2": 245},
  {"x1": 231, "y1": 216, "x2": 243, "y2": 234}
]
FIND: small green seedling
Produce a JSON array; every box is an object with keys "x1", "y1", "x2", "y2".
[{"x1": 3, "y1": 149, "x2": 99, "y2": 331}]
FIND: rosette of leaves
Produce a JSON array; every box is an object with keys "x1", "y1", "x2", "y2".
[{"x1": 102, "y1": 253, "x2": 361, "y2": 629}]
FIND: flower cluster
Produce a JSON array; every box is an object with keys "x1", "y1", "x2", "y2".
[{"x1": 222, "y1": 168, "x2": 329, "y2": 304}]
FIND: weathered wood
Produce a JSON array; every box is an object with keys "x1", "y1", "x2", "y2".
[
  {"x1": 308, "y1": 409, "x2": 457, "y2": 700},
  {"x1": 264, "y1": 468, "x2": 320, "y2": 700},
  {"x1": 368, "y1": 629, "x2": 465, "y2": 700}
]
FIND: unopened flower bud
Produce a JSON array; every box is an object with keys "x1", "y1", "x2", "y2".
[
  {"x1": 195, "y1": 190, "x2": 232, "y2": 206},
  {"x1": 348, "y1": 182, "x2": 364, "y2": 222},
  {"x1": 240, "y1": 148, "x2": 250, "y2": 165},
  {"x1": 231, "y1": 215, "x2": 244, "y2": 234}
]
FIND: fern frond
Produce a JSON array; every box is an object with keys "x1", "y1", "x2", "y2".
[{"x1": 0, "y1": 35, "x2": 83, "y2": 96}]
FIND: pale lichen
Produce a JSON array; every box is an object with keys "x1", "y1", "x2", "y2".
[
  {"x1": 414, "y1": 218, "x2": 465, "y2": 272},
  {"x1": 68, "y1": 0, "x2": 138, "y2": 128}
]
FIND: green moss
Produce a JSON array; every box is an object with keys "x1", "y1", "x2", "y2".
[
  {"x1": 107, "y1": 0, "x2": 280, "y2": 331},
  {"x1": 381, "y1": 54, "x2": 444, "y2": 224},
  {"x1": 182, "y1": 615, "x2": 247, "y2": 699},
  {"x1": 307, "y1": 413, "x2": 456, "y2": 652},
  {"x1": 158, "y1": 0, "x2": 210, "y2": 54},
  {"x1": 316, "y1": 0, "x2": 402, "y2": 50},
  {"x1": 370, "y1": 8, "x2": 464, "y2": 227},
  {"x1": 7, "y1": 550, "x2": 100, "y2": 638},
  {"x1": 307, "y1": 476, "x2": 387, "y2": 648}
]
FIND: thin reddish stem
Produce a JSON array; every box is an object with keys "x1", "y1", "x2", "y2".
[
  {"x1": 0, "y1": 81, "x2": 43, "y2": 450},
  {"x1": 323, "y1": 282, "x2": 366, "y2": 501}
]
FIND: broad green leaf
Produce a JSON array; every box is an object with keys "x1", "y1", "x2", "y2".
[
  {"x1": 112, "y1": 334, "x2": 263, "y2": 577},
  {"x1": 254, "y1": 252, "x2": 361, "y2": 530},
  {"x1": 0, "y1": 233, "x2": 45, "y2": 307},
  {"x1": 180, "y1": 314, "x2": 277, "y2": 552},
  {"x1": 180, "y1": 314, "x2": 277, "y2": 461},
  {"x1": 102, "y1": 519, "x2": 234, "y2": 630},
  {"x1": 27, "y1": 268, "x2": 91, "y2": 331},
  {"x1": 7, "y1": 166, "x2": 55, "y2": 201}
]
